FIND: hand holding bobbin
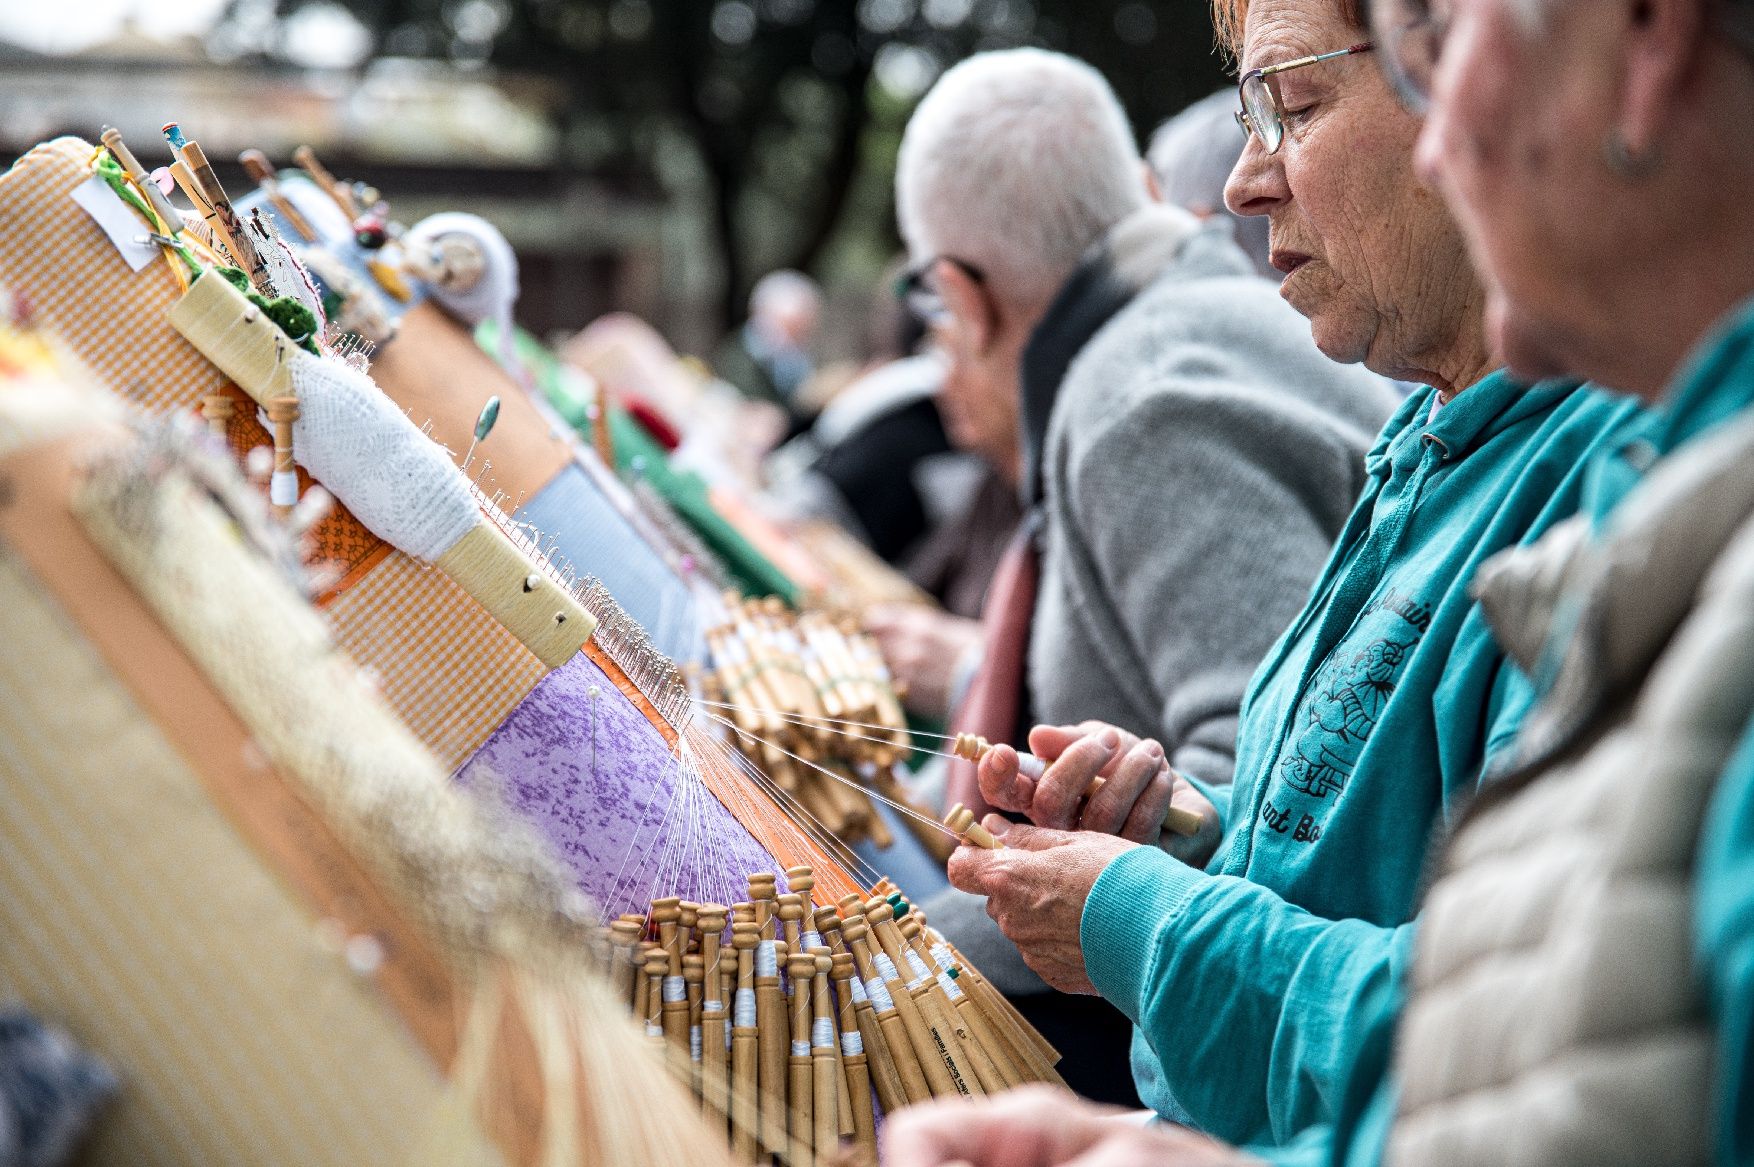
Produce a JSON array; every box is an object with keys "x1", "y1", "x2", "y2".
[{"x1": 955, "y1": 726, "x2": 1212, "y2": 854}]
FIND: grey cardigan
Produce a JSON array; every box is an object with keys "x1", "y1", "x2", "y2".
[{"x1": 1028, "y1": 211, "x2": 1398, "y2": 788}]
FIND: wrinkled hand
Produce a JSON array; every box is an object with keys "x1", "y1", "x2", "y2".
[
  {"x1": 977, "y1": 722, "x2": 1220, "y2": 859},
  {"x1": 865, "y1": 604, "x2": 984, "y2": 720},
  {"x1": 946, "y1": 820, "x2": 1136, "y2": 994},
  {"x1": 883, "y1": 1084, "x2": 1264, "y2": 1167}
]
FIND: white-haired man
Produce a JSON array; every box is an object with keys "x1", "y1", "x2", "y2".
[{"x1": 888, "y1": 49, "x2": 1397, "y2": 1100}]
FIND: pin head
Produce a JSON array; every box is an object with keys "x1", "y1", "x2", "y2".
[{"x1": 473, "y1": 395, "x2": 501, "y2": 442}]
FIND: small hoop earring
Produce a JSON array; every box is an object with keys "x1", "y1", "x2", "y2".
[{"x1": 1604, "y1": 128, "x2": 1662, "y2": 178}]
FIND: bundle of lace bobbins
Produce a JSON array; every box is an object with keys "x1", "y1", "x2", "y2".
[
  {"x1": 604, "y1": 866, "x2": 1068, "y2": 1166},
  {"x1": 705, "y1": 597, "x2": 920, "y2": 847}
]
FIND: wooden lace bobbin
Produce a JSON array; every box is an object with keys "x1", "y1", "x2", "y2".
[
  {"x1": 238, "y1": 149, "x2": 318, "y2": 242},
  {"x1": 177, "y1": 137, "x2": 268, "y2": 295},
  {"x1": 748, "y1": 874, "x2": 789, "y2": 1151},
  {"x1": 777, "y1": 893, "x2": 808, "y2": 973},
  {"x1": 816, "y1": 909, "x2": 908, "y2": 1116},
  {"x1": 684, "y1": 953, "x2": 706, "y2": 1097},
  {"x1": 786, "y1": 951, "x2": 818, "y2": 1167},
  {"x1": 863, "y1": 898, "x2": 983, "y2": 1098},
  {"x1": 951, "y1": 734, "x2": 1203, "y2": 838},
  {"x1": 696, "y1": 905, "x2": 731, "y2": 1123},
  {"x1": 896, "y1": 911, "x2": 1021, "y2": 1090},
  {"x1": 293, "y1": 144, "x2": 362, "y2": 220},
  {"x1": 828, "y1": 951, "x2": 879, "y2": 1155},
  {"x1": 608, "y1": 918, "x2": 643, "y2": 1008},
  {"x1": 643, "y1": 948, "x2": 670, "y2": 1050},
  {"x1": 265, "y1": 395, "x2": 299, "y2": 519},
  {"x1": 729, "y1": 922, "x2": 761, "y2": 1159},
  {"x1": 838, "y1": 915, "x2": 936, "y2": 1105},
  {"x1": 199, "y1": 394, "x2": 234, "y2": 441},
  {"x1": 99, "y1": 127, "x2": 187, "y2": 241},
  {"x1": 652, "y1": 897, "x2": 692, "y2": 1060},
  {"x1": 916, "y1": 936, "x2": 1051, "y2": 1091},
  {"x1": 850, "y1": 626, "x2": 913, "y2": 758},
  {"x1": 944, "y1": 804, "x2": 1003, "y2": 851},
  {"x1": 806, "y1": 910, "x2": 855, "y2": 1137},
  {"x1": 808, "y1": 950, "x2": 841, "y2": 1157},
  {"x1": 940, "y1": 936, "x2": 1066, "y2": 1085}
]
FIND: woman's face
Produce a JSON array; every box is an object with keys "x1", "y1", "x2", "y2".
[
  {"x1": 1226, "y1": 0, "x2": 1487, "y2": 392},
  {"x1": 1412, "y1": 0, "x2": 1624, "y2": 385}
]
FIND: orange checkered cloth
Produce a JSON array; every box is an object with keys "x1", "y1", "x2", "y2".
[{"x1": 0, "y1": 137, "x2": 543, "y2": 769}]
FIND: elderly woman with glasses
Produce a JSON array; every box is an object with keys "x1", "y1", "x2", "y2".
[
  {"x1": 890, "y1": 0, "x2": 1754, "y2": 1164},
  {"x1": 936, "y1": 0, "x2": 1650, "y2": 1148}
]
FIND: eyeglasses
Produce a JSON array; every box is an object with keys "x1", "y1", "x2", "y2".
[
  {"x1": 894, "y1": 255, "x2": 985, "y2": 326},
  {"x1": 1234, "y1": 41, "x2": 1375, "y2": 154},
  {"x1": 1370, "y1": 0, "x2": 1447, "y2": 114}
]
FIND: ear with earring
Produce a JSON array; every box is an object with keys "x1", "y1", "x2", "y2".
[{"x1": 1604, "y1": 127, "x2": 1663, "y2": 177}]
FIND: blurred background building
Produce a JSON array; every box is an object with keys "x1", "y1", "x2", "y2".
[{"x1": 0, "y1": 0, "x2": 1228, "y2": 358}]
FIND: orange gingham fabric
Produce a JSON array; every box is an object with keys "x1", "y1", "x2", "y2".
[
  {"x1": 326, "y1": 553, "x2": 546, "y2": 770},
  {"x1": 0, "y1": 138, "x2": 382, "y2": 582},
  {"x1": 0, "y1": 137, "x2": 545, "y2": 767}
]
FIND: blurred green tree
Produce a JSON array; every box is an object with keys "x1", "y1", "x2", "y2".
[{"x1": 223, "y1": 0, "x2": 1228, "y2": 329}]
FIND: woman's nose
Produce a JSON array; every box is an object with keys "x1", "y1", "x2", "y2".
[{"x1": 1225, "y1": 137, "x2": 1289, "y2": 219}]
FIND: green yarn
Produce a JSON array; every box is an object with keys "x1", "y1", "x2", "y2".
[{"x1": 197, "y1": 267, "x2": 320, "y2": 356}]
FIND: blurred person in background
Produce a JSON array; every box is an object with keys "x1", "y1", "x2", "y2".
[
  {"x1": 890, "y1": 46, "x2": 1396, "y2": 1103},
  {"x1": 1147, "y1": 89, "x2": 1276, "y2": 277},
  {"x1": 887, "y1": 0, "x2": 1754, "y2": 1162},
  {"x1": 714, "y1": 268, "x2": 822, "y2": 429}
]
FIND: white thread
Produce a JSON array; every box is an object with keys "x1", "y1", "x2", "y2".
[
  {"x1": 755, "y1": 940, "x2": 778, "y2": 978},
  {"x1": 269, "y1": 469, "x2": 298, "y2": 506},
  {"x1": 724, "y1": 1018, "x2": 733, "y2": 1049},
  {"x1": 840, "y1": 1031, "x2": 865, "y2": 1057},
  {"x1": 703, "y1": 998, "x2": 724, "y2": 1012},
  {"x1": 791, "y1": 1040, "x2": 809, "y2": 1058},
  {"x1": 690, "y1": 1026, "x2": 702, "y2": 1062},
  {"x1": 864, "y1": 977, "x2": 895, "y2": 1013},
  {"x1": 849, "y1": 976, "x2": 868, "y2": 1004},
  {"x1": 734, "y1": 987, "x2": 757, "y2": 1029},
  {"x1": 811, "y1": 1018, "x2": 834, "y2": 1049},
  {"x1": 874, "y1": 954, "x2": 901, "y2": 983},
  {"x1": 903, "y1": 949, "x2": 931, "y2": 981},
  {"x1": 662, "y1": 975, "x2": 686, "y2": 1003},
  {"x1": 937, "y1": 971, "x2": 964, "y2": 1001},
  {"x1": 646, "y1": 1022, "x2": 662, "y2": 1038},
  {"x1": 802, "y1": 929, "x2": 823, "y2": 951},
  {"x1": 930, "y1": 943, "x2": 956, "y2": 971}
]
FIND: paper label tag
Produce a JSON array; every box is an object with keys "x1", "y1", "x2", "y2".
[{"x1": 71, "y1": 176, "x2": 159, "y2": 273}]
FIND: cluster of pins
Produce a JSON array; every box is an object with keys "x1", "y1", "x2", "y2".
[
  {"x1": 603, "y1": 866, "x2": 1065, "y2": 1166},
  {"x1": 706, "y1": 597, "x2": 911, "y2": 847}
]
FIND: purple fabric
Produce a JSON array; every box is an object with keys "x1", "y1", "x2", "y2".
[{"x1": 455, "y1": 652, "x2": 782, "y2": 918}]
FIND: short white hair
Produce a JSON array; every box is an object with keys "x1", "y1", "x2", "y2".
[
  {"x1": 749, "y1": 269, "x2": 820, "y2": 318},
  {"x1": 896, "y1": 49, "x2": 1150, "y2": 311}
]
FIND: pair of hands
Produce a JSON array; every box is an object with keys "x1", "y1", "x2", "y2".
[
  {"x1": 947, "y1": 723, "x2": 1220, "y2": 994},
  {"x1": 882, "y1": 1085, "x2": 1261, "y2": 1167}
]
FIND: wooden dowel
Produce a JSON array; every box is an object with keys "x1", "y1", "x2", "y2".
[
  {"x1": 265, "y1": 395, "x2": 299, "y2": 519},
  {"x1": 239, "y1": 148, "x2": 318, "y2": 241},
  {"x1": 730, "y1": 924, "x2": 760, "y2": 1159},
  {"x1": 810, "y1": 951, "x2": 840, "y2": 1157},
  {"x1": 292, "y1": 144, "x2": 361, "y2": 219},
  {"x1": 787, "y1": 951, "x2": 817, "y2": 1167},
  {"x1": 830, "y1": 952, "x2": 878, "y2": 1155}
]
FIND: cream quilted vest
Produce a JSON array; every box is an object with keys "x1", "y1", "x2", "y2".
[{"x1": 1386, "y1": 414, "x2": 1754, "y2": 1166}]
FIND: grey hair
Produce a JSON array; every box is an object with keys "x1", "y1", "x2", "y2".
[
  {"x1": 749, "y1": 269, "x2": 820, "y2": 318},
  {"x1": 896, "y1": 49, "x2": 1151, "y2": 311},
  {"x1": 1146, "y1": 90, "x2": 1274, "y2": 278}
]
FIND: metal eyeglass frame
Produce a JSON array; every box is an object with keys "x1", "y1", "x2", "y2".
[
  {"x1": 1234, "y1": 42, "x2": 1375, "y2": 154},
  {"x1": 894, "y1": 255, "x2": 986, "y2": 325}
]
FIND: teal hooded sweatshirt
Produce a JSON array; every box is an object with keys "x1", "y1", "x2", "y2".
[
  {"x1": 1294, "y1": 297, "x2": 1754, "y2": 1167},
  {"x1": 1080, "y1": 370, "x2": 1644, "y2": 1144}
]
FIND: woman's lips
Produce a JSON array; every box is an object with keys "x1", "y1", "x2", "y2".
[{"x1": 1271, "y1": 250, "x2": 1313, "y2": 276}]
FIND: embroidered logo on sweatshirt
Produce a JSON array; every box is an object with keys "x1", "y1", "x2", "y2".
[{"x1": 1261, "y1": 587, "x2": 1431, "y2": 843}]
